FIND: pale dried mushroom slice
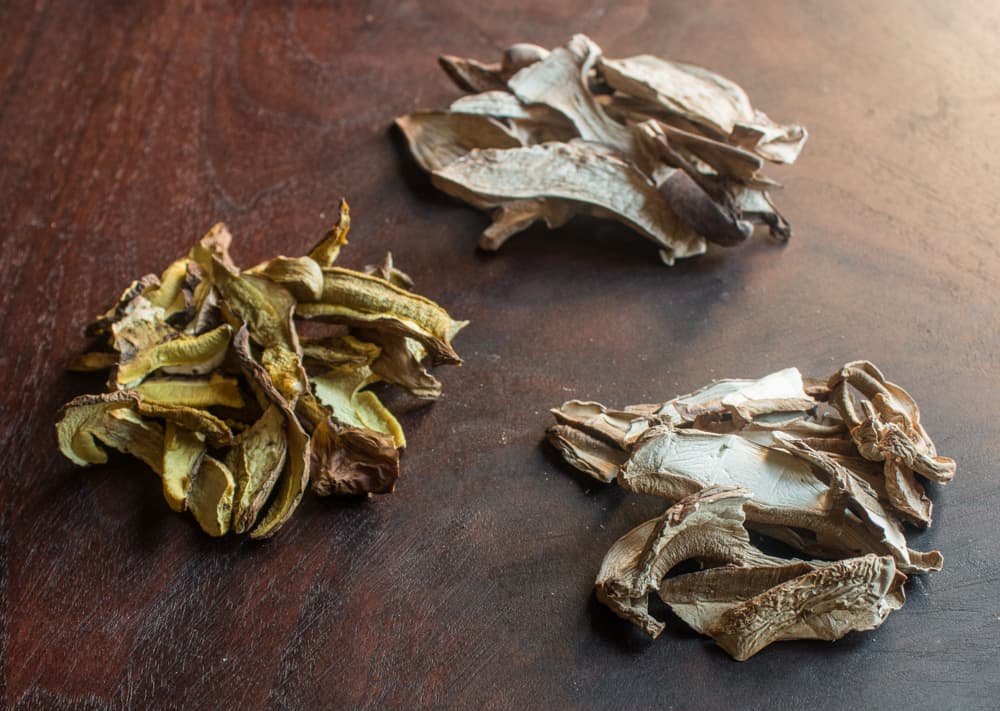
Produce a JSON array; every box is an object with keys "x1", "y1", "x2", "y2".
[
  {"x1": 432, "y1": 142, "x2": 706, "y2": 264},
  {"x1": 247, "y1": 255, "x2": 324, "y2": 302},
  {"x1": 395, "y1": 111, "x2": 522, "y2": 174},
  {"x1": 310, "y1": 364, "x2": 405, "y2": 448},
  {"x1": 595, "y1": 486, "x2": 787, "y2": 637},
  {"x1": 188, "y1": 455, "x2": 235, "y2": 537},
  {"x1": 658, "y1": 555, "x2": 905, "y2": 661},
  {"x1": 135, "y1": 399, "x2": 234, "y2": 448}
]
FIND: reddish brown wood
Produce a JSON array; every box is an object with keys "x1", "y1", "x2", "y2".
[{"x1": 2, "y1": 1, "x2": 999, "y2": 708}]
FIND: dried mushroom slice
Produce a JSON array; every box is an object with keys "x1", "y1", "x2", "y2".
[
  {"x1": 297, "y1": 267, "x2": 466, "y2": 365},
  {"x1": 250, "y1": 407, "x2": 310, "y2": 540},
  {"x1": 161, "y1": 422, "x2": 206, "y2": 512},
  {"x1": 546, "y1": 425, "x2": 626, "y2": 483},
  {"x1": 432, "y1": 142, "x2": 705, "y2": 264},
  {"x1": 248, "y1": 256, "x2": 324, "y2": 302},
  {"x1": 56, "y1": 392, "x2": 164, "y2": 472},
  {"x1": 67, "y1": 351, "x2": 118, "y2": 372},
  {"x1": 310, "y1": 418, "x2": 399, "y2": 496},
  {"x1": 658, "y1": 555, "x2": 904, "y2": 661},
  {"x1": 116, "y1": 323, "x2": 233, "y2": 389},
  {"x1": 135, "y1": 372, "x2": 245, "y2": 409},
  {"x1": 85, "y1": 275, "x2": 160, "y2": 337},
  {"x1": 135, "y1": 400, "x2": 234, "y2": 448},
  {"x1": 188, "y1": 455, "x2": 235, "y2": 537},
  {"x1": 395, "y1": 111, "x2": 522, "y2": 173},
  {"x1": 362, "y1": 331, "x2": 443, "y2": 401},
  {"x1": 595, "y1": 486, "x2": 787, "y2": 637},
  {"x1": 310, "y1": 365, "x2": 405, "y2": 448},
  {"x1": 228, "y1": 404, "x2": 288, "y2": 533},
  {"x1": 300, "y1": 335, "x2": 381, "y2": 371}
]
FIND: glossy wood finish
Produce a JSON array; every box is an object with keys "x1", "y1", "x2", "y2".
[{"x1": 2, "y1": 1, "x2": 999, "y2": 708}]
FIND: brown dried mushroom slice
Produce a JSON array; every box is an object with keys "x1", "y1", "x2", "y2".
[
  {"x1": 595, "y1": 486, "x2": 787, "y2": 637},
  {"x1": 227, "y1": 403, "x2": 288, "y2": 534},
  {"x1": 658, "y1": 554, "x2": 905, "y2": 661},
  {"x1": 309, "y1": 418, "x2": 399, "y2": 496}
]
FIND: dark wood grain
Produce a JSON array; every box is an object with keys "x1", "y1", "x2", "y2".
[{"x1": 3, "y1": 1, "x2": 999, "y2": 709}]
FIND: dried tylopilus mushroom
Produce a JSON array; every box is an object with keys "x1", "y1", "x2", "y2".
[
  {"x1": 56, "y1": 201, "x2": 466, "y2": 538},
  {"x1": 397, "y1": 35, "x2": 806, "y2": 264},
  {"x1": 551, "y1": 363, "x2": 954, "y2": 659}
]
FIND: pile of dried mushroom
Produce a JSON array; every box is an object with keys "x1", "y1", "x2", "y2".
[
  {"x1": 397, "y1": 34, "x2": 806, "y2": 264},
  {"x1": 549, "y1": 362, "x2": 955, "y2": 659},
  {"x1": 56, "y1": 202, "x2": 465, "y2": 538}
]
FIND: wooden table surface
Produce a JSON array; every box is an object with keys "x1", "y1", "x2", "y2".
[{"x1": 3, "y1": 1, "x2": 999, "y2": 709}]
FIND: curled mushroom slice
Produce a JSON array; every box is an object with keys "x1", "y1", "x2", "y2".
[
  {"x1": 115, "y1": 324, "x2": 233, "y2": 389},
  {"x1": 188, "y1": 455, "x2": 235, "y2": 537},
  {"x1": 85, "y1": 275, "x2": 160, "y2": 338},
  {"x1": 135, "y1": 400, "x2": 234, "y2": 448},
  {"x1": 658, "y1": 554, "x2": 905, "y2": 661},
  {"x1": 310, "y1": 418, "x2": 399, "y2": 496},
  {"x1": 248, "y1": 255, "x2": 324, "y2": 302},
  {"x1": 363, "y1": 331, "x2": 442, "y2": 401},
  {"x1": 227, "y1": 404, "x2": 288, "y2": 534},
  {"x1": 546, "y1": 424, "x2": 626, "y2": 483},
  {"x1": 311, "y1": 365, "x2": 405, "y2": 448},
  {"x1": 230, "y1": 326, "x2": 311, "y2": 539},
  {"x1": 438, "y1": 54, "x2": 506, "y2": 93},
  {"x1": 55, "y1": 391, "x2": 164, "y2": 471},
  {"x1": 161, "y1": 422, "x2": 206, "y2": 512},
  {"x1": 297, "y1": 267, "x2": 466, "y2": 365},
  {"x1": 596, "y1": 486, "x2": 787, "y2": 637}
]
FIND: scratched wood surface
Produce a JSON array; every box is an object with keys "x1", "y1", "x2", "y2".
[{"x1": 2, "y1": 1, "x2": 999, "y2": 709}]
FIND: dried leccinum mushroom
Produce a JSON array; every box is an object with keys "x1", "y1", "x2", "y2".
[
  {"x1": 550, "y1": 362, "x2": 955, "y2": 659},
  {"x1": 397, "y1": 35, "x2": 806, "y2": 264},
  {"x1": 57, "y1": 201, "x2": 466, "y2": 538}
]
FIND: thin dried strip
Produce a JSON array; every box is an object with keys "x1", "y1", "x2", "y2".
[
  {"x1": 135, "y1": 399, "x2": 233, "y2": 448},
  {"x1": 135, "y1": 372, "x2": 245, "y2": 409},
  {"x1": 438, "y1": 54, "x2": 506, "y2": 93},
  {"x1": 228, "y1": 404, "x2": 288, "y2": 534}
]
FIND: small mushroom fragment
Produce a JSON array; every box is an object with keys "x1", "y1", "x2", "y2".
[
  {"x1": 552, "y1": 362, "x2": 955, "y2": 658},
  {"x1": 397, "y1": 34, "x2": 806, "y2": 264},
  {"x1": 56, "y1": 200, "x2": 464, "y2": 537}
]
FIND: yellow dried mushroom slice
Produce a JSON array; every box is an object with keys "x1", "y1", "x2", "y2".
[{"x1": 188, "y1": 455, "x2": 235, "y2": 537}]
